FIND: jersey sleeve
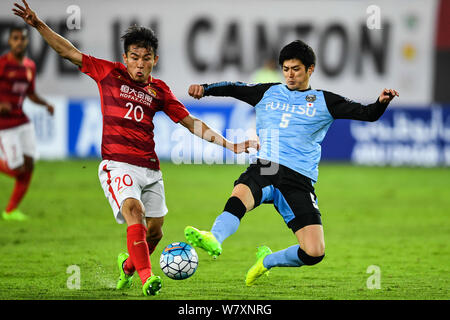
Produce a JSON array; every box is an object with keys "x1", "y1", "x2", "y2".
[
  {"x1": 202, "y1": 82, "x2": 280, "y2": 106},
  {"x1": 79, "y1": 54, "x2": 117, "y2": 82},
  {"x1": 322, "y1": 90, "x2": 389, "y2": 121},
  {"x1": 160, "y1": 81, "x2": 190, "y2": 122}
]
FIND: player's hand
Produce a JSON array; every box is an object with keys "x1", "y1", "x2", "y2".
[
  {"x1": 46, "y1": 104, "x2": 54, "y2": 116},
  {"x1": 12, "y1": 0, "x2": 41, "y2": 28},
  {"x1": 188, "y1": 84, "x2": 204, "y2": 99},
  {"x1": 378, "y1": 88, "x2": 399, "y2": 104},
  {"x1": 233, "y1": 139, "x2": 260, "y2": 154},
  {"x1": 0, "y1": 102, "x2": 12, "y2": 114}
]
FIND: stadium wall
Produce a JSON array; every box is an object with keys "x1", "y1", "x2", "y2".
[
  {"x1": 2, "y1": 0, "x2": 448, "y2": 166},
  {"x1": 0, "y1": 0, "x2": 439, "y2": 104},
  {"x1": 24, "y1": 98, "x2": 450, "y2": 167}
]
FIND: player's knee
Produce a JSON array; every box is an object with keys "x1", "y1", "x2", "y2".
[
  {"x1": 302, "y1": 239, "x2": 325, "y2": 257},
  {"x1": 298, "y1": 246, "x2": 325, "y2": 266},
  {"x1": 223, "y1": 196, "x2": 247, "y2": 220},
  {"x1": 122, "y1": 198, "x2": 145, "y2": 223},
  {"x1": 307, "y1": 245, "x2": 325, "y2": 258}
]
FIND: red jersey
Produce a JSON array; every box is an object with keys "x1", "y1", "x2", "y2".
[
  {"x1": 0, "y1": 52, "x2": 36, "y2": 130},
  {"x1": 80, "y1": 54, "x2": 189, "y2": 170}
]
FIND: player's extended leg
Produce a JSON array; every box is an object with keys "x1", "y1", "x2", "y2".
[
  {"x1": 146, "y1": 216, "x2": 164, "y2": 256},
  {"x1": 211, "y1": 184, "x2": 254, "y2": 243},
  {"x1": 246, "y1": 181, "x2": 325, "y2": 286},
  {"x1": 2, "y1": 155, "x2": 33, "y2": 221},
  {"x1": 121, "y1": 198, "x2": 161, "y2": 296},
  {"x1": 184, "y1": 183, "x2": 254, "y2": 258},
  {"x1": 246, "y1": 225, "x2": 325, "y2": 286},
  {"x1": 262, "y1": 224, "x2": 324, "y2": 270}
]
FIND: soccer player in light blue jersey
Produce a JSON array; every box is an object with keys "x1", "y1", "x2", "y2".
[{"x1": 184, "y1": 40, "x2": 399, "y2": 286}]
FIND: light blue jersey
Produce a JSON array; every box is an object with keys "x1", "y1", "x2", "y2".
[
  {"x1": 203, "y1": 81, "x2": 389, "y2": 183},
  {"x1": 254, "y1": 84, "x2": 333, "y2": 182}
]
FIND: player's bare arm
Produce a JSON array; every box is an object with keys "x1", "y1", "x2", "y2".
[
  {"x1": 27, "y1": 93, "x2": 54, "y2": 115},
  {"x1": 179, "y1": 114, "x2": 259, "y2": 154},
  {"x1": 12, "y1": 0, "x2": 82, "y2": 67}
]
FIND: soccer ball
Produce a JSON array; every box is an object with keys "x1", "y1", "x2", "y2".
[{"x1": 160, "y1": 242, "x2": 198, "y2": 280}]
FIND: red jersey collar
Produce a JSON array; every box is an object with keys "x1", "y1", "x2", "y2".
[{"x1": 6, "y1": 52, "x2": 26, "y2": 65}]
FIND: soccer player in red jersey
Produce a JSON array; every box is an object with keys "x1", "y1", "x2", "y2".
[
  {"x1": 13, "y1": 0, "x2": 259, "y2": 296},
  {"x1": 0, "y1": 25, "x2": 54, "y2": 221}
]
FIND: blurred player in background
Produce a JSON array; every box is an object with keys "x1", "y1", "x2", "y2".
[
  {"x1": 185, "y1": 40, "x2": 399, "y2": 286},
  {"x1": 250, "y1": 57, "x2": 283, "y2": 84},
  {"x1": 12, "y1": 0, "x2": 258, "y2": 296},
  {"x1": 0, "y1": 25, "x2": 54, "y2": 221}
]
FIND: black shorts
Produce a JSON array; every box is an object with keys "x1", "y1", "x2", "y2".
[{"x1": 234, "y1": 159, "x2": 322, "y2": 233}]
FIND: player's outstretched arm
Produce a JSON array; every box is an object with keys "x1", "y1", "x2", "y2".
[
  {"x1": 325, "y1": 88, "x2": 400, "y2": 121},
  {"x1": 27, "y1": 93, "x2": 54, "y2": 115},
  {"x1": 12, "y1": 0, "x2": 82, "y2": 67},
  {"x1": 189, "y1": 82, "x2": 278, "y2": 106},
  {"x1": 188, "y1": 84, "x2": 204, "y2": 100},
  {"x1": 378, "y1": 88, "x2": 399, "y2": 104},
  {"x1": 179, "y1": 114, "x2": 260, "y2": 154}
]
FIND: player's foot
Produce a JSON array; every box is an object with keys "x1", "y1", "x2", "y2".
[
  {"x1": 245, "y1": 245, "x2": 272, "y2": 286},
  {"x1": 184, "y1": 226, "x2": 222, "y2": 259},
  {"x1": 116, "y1": 253, "x2": 134, "y2": 290},
  {"x1": 142, "y1": 275, "x2": 162, "y2": 296},
  {"x1": 2, "y1": 209, "x2": 28, "y2": 221}
]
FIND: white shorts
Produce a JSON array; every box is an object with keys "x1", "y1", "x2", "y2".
[
  {"x1": 98, "y1": 159, "x2": 168, "y2": 224},
  {"x1": 0, "y1": 122, "x2": 37, "y2": 169}
]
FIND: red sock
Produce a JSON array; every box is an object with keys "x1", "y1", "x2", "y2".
[
  {"x1": 127, "y1": 224, "x2": 152, "y2": 284},
  {"x1": 124, "y1": 236, "x2": 159, "y2": 274},
  {"x1": 5, "y1": 171, "x2": 32, "y2": 213}
]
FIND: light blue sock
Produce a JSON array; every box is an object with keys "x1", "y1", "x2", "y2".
[
  {"x1": 263, "y1": 245, "x2": 305, "y2": 269},
  {"x1": 211, "y1": 211, "x2": 240, "y2": 244}
]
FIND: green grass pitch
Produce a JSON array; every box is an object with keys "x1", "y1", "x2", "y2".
[{"x1": 0, "y1": 160, "x2": 448, "y2": 300}]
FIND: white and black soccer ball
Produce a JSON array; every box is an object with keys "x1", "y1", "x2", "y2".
[{"x1": 160, "y1": 242, "x2": 198, "y2": 280}]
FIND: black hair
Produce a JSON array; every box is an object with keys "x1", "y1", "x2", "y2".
[
  {"x1": 278, "y1": 40, "x2": 316, "y2": 70},
  {"x1": 9, "y1": 25, "x2": 28, "y2": 37},
  {"x1": 121, "y1": 25, "x2": 158, "y2": 55}
]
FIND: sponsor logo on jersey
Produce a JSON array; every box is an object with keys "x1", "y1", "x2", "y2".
[
  {"x1": 119, "y1": 84, "x2": 153, "y2": 106},
  {"x1": 265, "y1": 101, "x2": 316, "y2": 117}
]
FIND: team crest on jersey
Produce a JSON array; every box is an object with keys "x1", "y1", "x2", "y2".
[
  {"x1": 146, "y1": 86, "x2": 157, "y2": 98},
  {"x1": 306, "y1": 94, "x2": 316, "y2": 102}
]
